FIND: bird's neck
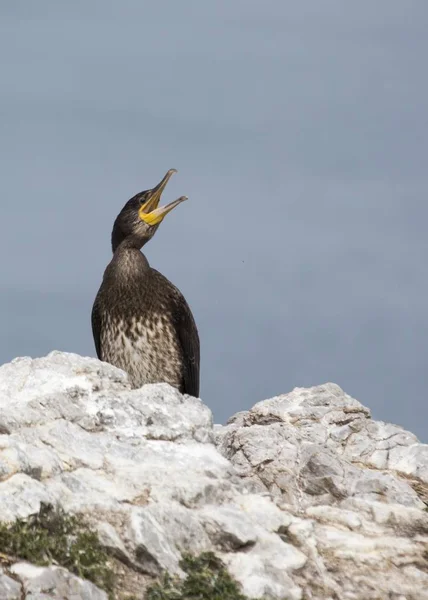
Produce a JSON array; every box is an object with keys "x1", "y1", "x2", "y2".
[
  {"x1": 106, "y1": 245, "x2": 150, "y2": 285},
  {"x1": 112, "y1": 234, "x2": 147, "y2": 253}
]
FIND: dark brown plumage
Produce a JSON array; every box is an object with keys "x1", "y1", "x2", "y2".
[{"x1": 91, "y1": 169, "x2": 200, "y2": 397}]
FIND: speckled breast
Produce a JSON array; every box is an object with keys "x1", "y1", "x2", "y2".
[{"x1": 100, "y1": 313, "x2": 183, "y2": 390}]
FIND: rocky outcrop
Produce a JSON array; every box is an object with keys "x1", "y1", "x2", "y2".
[
  {"x1": 216, "y1": 383, "x2": 428, "y2": 599},
  {"x1": 0, "y1": 352, "x2": 427, "y2": 599}
]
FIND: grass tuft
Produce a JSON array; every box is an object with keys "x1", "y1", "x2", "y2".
[
  {"x1": 146, "y1": 551, "x2": 248, "y2": 600},
  {"x1": 0, "y1": 503, "x2": 114, "y2": 596}
]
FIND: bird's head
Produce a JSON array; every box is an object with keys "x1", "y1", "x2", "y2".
[{"x1": 111, "y1": 168, "x2": 187, "y2": 252}]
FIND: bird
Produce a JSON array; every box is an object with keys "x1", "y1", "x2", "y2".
[{"x1": 91, "y1": 169, "x2": 200, "y2": 397}]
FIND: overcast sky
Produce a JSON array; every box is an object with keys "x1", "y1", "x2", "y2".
[{"x1": 1, "y1": 1, "x2": 427, "y2": 440}]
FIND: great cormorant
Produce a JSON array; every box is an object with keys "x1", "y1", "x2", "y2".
[{"x1": 91, "y1": 169, "x2": 200, "y2": 397}]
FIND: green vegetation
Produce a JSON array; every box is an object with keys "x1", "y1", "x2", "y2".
[
  {"x1": 146, "y1": 552, "x2": 248, "y2": 600},
  {"x1": 0, "y1": 506, "x2": 263, "y2": 600},
  {"x1": 0, "y1": 503, "x2": 114, "y2": 596}
]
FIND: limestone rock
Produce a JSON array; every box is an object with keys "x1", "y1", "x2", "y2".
[
  {"x1": 0, "y1": 569, "x2": 22, "y2": 600},
  {"x1": 0, "y1": 353, "x2": 299, "y2": 599},
  {"x1": 0, "y1": 355, "x2": 427, "y2": 599},
  {"x1": 216, "y1": 382, "x2": 428, "y2": 599},
  {"x1": 10, "y1": 563, "x2": 108, "y2": 599}
]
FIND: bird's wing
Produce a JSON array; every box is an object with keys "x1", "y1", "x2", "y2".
[
  {"x1": 152, "y1": 269, "x2": 200, "y2": 397},
  {"x1": 91, "y1": 296, "x2": 102, "y2": 360},
  {"x1": 175, "y1": 296, "x2": 200, "y2": 397}
]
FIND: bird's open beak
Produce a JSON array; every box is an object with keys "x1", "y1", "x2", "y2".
[
  {"x1": 139, "y1": 169, "x2": 187, "y2": 226},
  {"x1": 139, "y1": 168, "x2": 176, "y2": 214},
  {"x1": 140, "y1": 196, "x2": 188, "y2": 226}
]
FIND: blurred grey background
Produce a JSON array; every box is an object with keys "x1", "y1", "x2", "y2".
[{"x1": 1, "y1": 1, "x2": 427, "y2": 440}]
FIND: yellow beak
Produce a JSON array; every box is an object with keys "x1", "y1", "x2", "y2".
[
  {"x1": 139, "y1": 168, "x2": 177, "y2": 215},
  {"x1": 140, "y1": 195, "x2": 188, "y2": 226},
  {"x1": 139, "y1": 169, "x2": 187, "y2": 226}
]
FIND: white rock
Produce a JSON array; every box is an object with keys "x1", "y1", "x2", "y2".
[
  {"x1": 0, "y1": 474, "x2": 58, "y2": 521},
  {"x1": 0, "y1": 569, "x2": 22, "y2": 600},
  {"x1": 217, "y1": 382, "x2": 428, "y2": 599},
  {"x1": 223, "y1": 534, "x2": 306, "y2": 600},
  {"x1": 128, "y1": 501, "x2": 211, "y2": 574},
  {"x1": 0, "y1": 353, "x2": 299, "y2": 598},
  {"x1": 199, "y1": 504, "x2": 258, "y2": 550},
  {"x1": 10, "y1": 562, "x2": 107, "y2": 599},
  {"x1": 0, "y1": 356, "x2": 427, "y2": 599}
]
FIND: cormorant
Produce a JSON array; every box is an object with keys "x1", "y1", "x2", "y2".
[{"x1": 91, "y1": 169, "x2": 200, "y2": 397}]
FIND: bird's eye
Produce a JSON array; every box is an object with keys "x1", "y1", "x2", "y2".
[{"x1": 139, "y1": 195, "x2": 151, "y2": 208}]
